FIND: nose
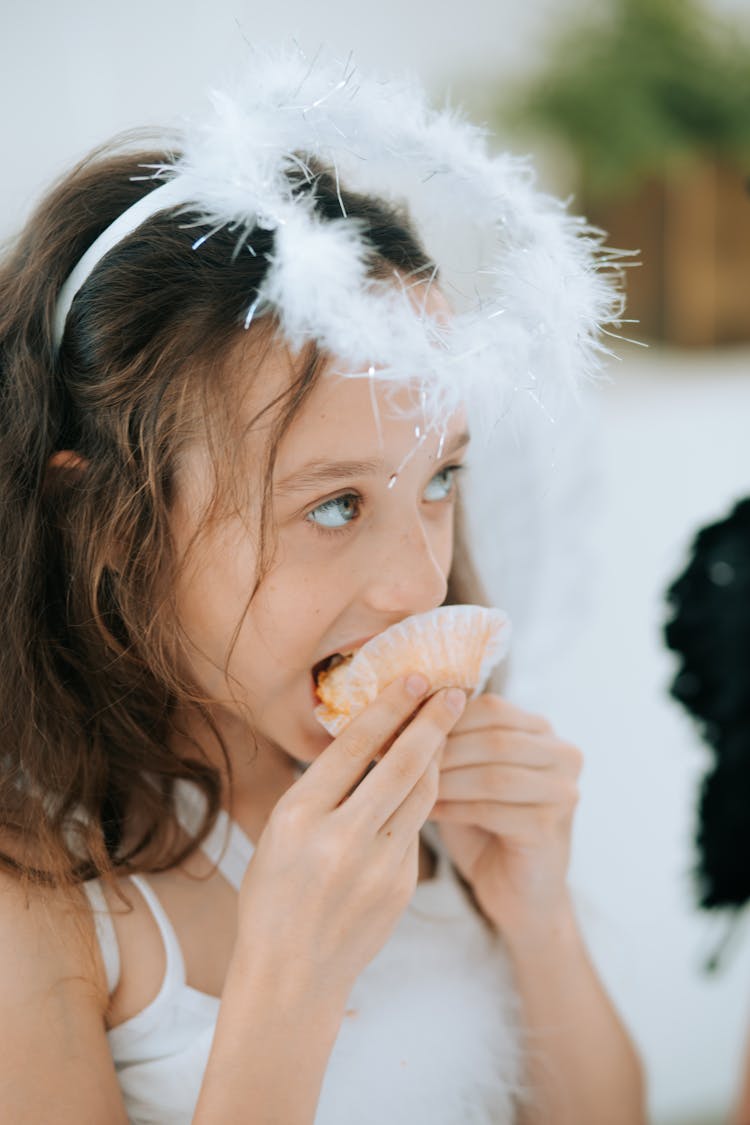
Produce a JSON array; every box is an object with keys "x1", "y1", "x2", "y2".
[{"x1": 361, "y1": 513, "x2": 449, "y2": 615}]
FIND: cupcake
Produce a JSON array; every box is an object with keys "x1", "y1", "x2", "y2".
[{"x1": 314, "y1": 604, "x2": 511, "y2": 735}]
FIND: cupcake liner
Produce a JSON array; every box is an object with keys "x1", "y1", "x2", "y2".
[{"x1": 314, "y1": 604, "x2": 511, "y2": 735}]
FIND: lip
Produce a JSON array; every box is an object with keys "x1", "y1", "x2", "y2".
[
  {"x1": 310, "y1": 634, "x2": 380, "y2": 707},
  {"x1": 314, "y1": 634, "x2": 378, "y2": 667}
]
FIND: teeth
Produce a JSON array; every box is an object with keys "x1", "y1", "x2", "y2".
[
  {"x1": 313, "y1": 652, "x2": 345, "y2": 679},
  {"x1": 313, "y1": 649, "x2": 358, "y2": 680}
]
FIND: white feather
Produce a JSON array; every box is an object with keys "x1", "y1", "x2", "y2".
[{"x1": 53, "y1": 43, "x2": 630, "y2": 434}]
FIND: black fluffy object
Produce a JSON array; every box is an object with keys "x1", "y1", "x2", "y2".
[{"x1": 664, "y1": 497, "x2": 750, "y2": 911}]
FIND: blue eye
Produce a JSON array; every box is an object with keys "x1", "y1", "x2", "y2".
[
  {"x1": 307, "y1": 493, "x2": 361, "y2": 531},
  {"x1": 423, "y1": 466, "x2": 460, "y2": 501},
  {"x1": 305, "y1": 464, "x2": 464, "y2": 538}
]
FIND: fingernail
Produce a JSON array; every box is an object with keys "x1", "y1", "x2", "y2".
[
  {"x1": 444, "y1": 688, "x2": 466, "y2": 715},
  {"x1": 405, "y1": 673, "x2": 430, "y2": 697}
]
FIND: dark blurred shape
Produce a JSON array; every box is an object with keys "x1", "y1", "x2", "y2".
[
  {"x1": 503, "y1": 0, "x2": 750, "y2": 345},
  {"x1": 664, "y1": 498, "x2": 750, "y2": 913}
]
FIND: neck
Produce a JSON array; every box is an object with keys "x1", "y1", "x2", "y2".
[{"x1": 169, "y1": 702, "x2": 298, "y2": 840}]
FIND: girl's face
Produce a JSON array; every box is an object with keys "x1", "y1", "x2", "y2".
[{"x1": 171, "y1": 305, "x2": 469, "y2": 766}]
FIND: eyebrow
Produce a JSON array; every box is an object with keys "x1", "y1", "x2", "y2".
[{"x1": 275, "y1": 428, "x2": 472, "y2": 495}]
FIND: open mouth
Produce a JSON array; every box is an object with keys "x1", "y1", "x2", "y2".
[
  {"x1": 311, "y1": 652, "x2": 349, "y2": 698},
  {"x1": 310, "y1": 635, "x2": 378, "y2": 704}
]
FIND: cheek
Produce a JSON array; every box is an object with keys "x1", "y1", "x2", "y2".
[
  {"x1": 421, "y1": 506, "x2": 456, "y2": 583},
  {"x1": 439, "y1": 511, "x2": 456, "y2": 573},
  {"x1": 252, "y1": 558, "x2": 344, "y2": 661},
  {"x1": 184, "y1": 503, "x2": 456, "y2": 694},
  {"x1": 171, "y1": 521, "x2": 260, "y2": 682}
]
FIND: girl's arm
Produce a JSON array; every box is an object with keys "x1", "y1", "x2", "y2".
[
  {"x1": 194, "y1": 676, "x2": 467, "y2": 1124},
  {"x1": 506, "y1": 899, "x2": 646, "y2": 1125},
  {"x1": 1, "y1": 678, "x2": 460, "y2": 1124},
  {"x1": 194, "y1": 939, "x2": 349, "y2": 1125},
  {"x1": 432, "y1": 693, "x2": 647, "y2": 1124},
  {"x1": 0, "y1": 874, "x2": 129, "y2": 1125},
  {"x1": 0, "y1": 870, "x2": 345, "y2": 1125},
  {"x1": 731, "y1": 1020, "x2": 750, "y2": 1125}
]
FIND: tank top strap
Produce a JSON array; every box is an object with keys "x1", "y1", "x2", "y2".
[
  {"x1": 82, "y1": 878, "x2": 121, "y2": 995},
  {"x1": 199, "y1": 814, "x2": 254, "y2": 892},
  {"x1": 129, "y1": 873, "x2": 187, "y2": 989},
  {"x1": 173, "y1": 778, "x2": 254, "y2": 893}
]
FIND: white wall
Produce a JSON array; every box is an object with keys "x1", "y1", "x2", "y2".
[
  {"x1": 0, "y1": 0, "x2": 576, "y2": 243},
  {"x1": 2, "y1": 1, "x2": 750, "y2": 1121},
  {"x1": 519, "y1": 347, "x2": 750, "y2": 1124},
  {"x1": 460, "y1": 337, "x2": 750, "y2": 1124}
]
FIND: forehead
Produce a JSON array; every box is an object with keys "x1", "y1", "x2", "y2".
[
  {"x1": 244, "y1": 283, "x2": 463, "y2": 465},
  {"x1": 274, "y1": 370, "x2": 466, "y2": 479},
  {"x1": 173, "y1": 285, "x2": 466, "y2": 523}
]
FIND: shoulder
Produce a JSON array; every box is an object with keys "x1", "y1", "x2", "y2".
[
  {"x1": 0, "y1": 866, "x2": 107, "y2": 1008},
  {"x1": 0, "y1": 868, "x2": 129, "y2": 1121}
]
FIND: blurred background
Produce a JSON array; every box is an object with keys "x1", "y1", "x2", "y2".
[{"x1": 1, "y1": 1, "x2": 748, "y2": 1121}]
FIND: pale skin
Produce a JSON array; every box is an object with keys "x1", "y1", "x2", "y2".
[
  {"x1": 0, "y1": 290, "x2": 646, "y2": 1123},
  {"x1": 732, "y1": 1033, "x2": 750, "y2": 1125}
]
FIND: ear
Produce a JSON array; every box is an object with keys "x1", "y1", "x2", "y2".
[
  {"x1": 45, "y1": 449, "x2": 90, "y2": 491},
  {"x1": 47, "y1": 450, "x2": 89, "y2": 477}
]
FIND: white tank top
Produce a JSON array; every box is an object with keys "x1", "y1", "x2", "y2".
[{"x1": 84, "y1": 781, "x2": 523, "y2": 1125}]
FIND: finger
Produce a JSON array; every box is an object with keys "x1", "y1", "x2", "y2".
[
  {"x1": 298, "y1": 673, "x2": 434, "y2": 810},
  {"x1": 436, "y1": 763, "x2": 564, "y2": 805},
  {"x1": 344, "y1": 687, "x2": 467, "y2": 828},
  {"x1": 378, "y1": 755, "x2": 442, "y2": 857},
  {"x1": 451, "y1": 693, "x2": 552, "y2": 735},
  {"x1": 430, "y1": 800, "x2": 561, "y2": 842},
  {"x1": 440, "y1": 729, "x2": 558, "y2": 772}
]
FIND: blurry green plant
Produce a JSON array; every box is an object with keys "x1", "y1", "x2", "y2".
[{"x1": 506, "y1": 0, "x2": 750, "y2": 200}]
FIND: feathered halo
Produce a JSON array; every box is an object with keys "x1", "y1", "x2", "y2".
[{"x1": 53, "y1": 45, "x2": 630, "y2": 432}]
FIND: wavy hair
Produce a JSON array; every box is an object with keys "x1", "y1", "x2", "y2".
[{"x1": 0, "y1": 138, "x2": 490, "y2": 900}]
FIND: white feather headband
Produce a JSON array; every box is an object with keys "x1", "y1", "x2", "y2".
[{"x1": 53, "y1": 47, "x2": 628, "y2": 431}]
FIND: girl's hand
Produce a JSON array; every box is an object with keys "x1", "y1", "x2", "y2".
[
  {"x1": 235, "y1": 676, "x2": 467, "y2": 1003},
  {"x1": 430, "y1": 693, "x2": 583, "y2": 952}
]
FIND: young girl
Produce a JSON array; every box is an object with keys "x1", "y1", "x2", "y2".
[{"x1": 0, "y1": 50, "x2": 645, "y2": 1125}]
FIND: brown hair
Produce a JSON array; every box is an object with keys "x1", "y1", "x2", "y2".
[{"x1": 0, "y1": 137, "x2": 494, "y2": 901}]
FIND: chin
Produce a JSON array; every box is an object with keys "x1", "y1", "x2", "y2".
[
  {"x1": 293, "y1": 729, "x2": 334, "y2": 765},
  {"x1": 262, "y1": 708, "x2": 335, "y2": 768},
  {"x1": 303, "y1": 716, "x2": 336, "y2": 756}
]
